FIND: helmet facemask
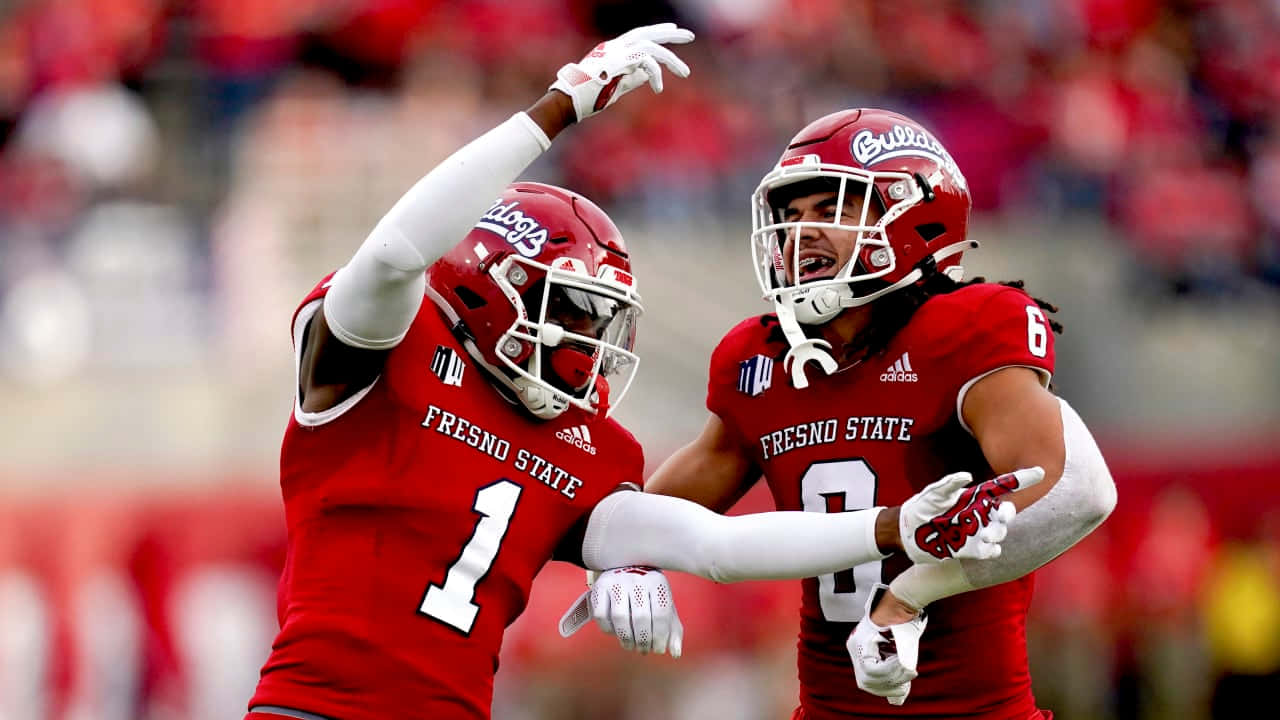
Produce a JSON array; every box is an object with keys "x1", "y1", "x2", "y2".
[
  {"x1": 487, "y1": 253, "x2": 641, "y2": 420},
  {"x1": 750, "y1": 159, "x2": 926, "y2": 326}
]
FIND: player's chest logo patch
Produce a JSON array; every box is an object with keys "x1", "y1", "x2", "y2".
[
  {"x1": 738, "y1": 354, "x2": 774, "y2": 396},
  {"x1": 879, "y1": 351, "x2": 918, "y2": 383},
  {"x1": 431, "y1": 345, "x2": 465, "y2": 387}
]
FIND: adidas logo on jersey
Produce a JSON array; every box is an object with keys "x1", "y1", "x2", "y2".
[
  {"x1": 880, "y1": 351, "x2": 918, "y2": 383},
  {"x1": 555, "y1": 424, "x2": 597, "y2": 455}
]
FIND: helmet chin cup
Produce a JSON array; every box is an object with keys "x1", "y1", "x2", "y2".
[
  {"x1": 787, "y1": 284, "x2": 853, "y2": 325},
  {"x1": 782, "y1": 337, "x2": 838, "y2": 390},
  {"x1": 773, "y1": 300, "x2": 838, "y2": 389},
  {"x1": 512, "y1": 375, "x2": 570, "y2": 420}
]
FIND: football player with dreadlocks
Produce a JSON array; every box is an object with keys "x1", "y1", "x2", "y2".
[
  {"x1": 245, "y1": 29, "x2": 1031, "y2": 720},
  {"x1": 625, "y1": 109, "x2": 1118, "y2": 719}
]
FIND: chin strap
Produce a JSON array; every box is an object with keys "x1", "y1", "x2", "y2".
[{"x1": 775, "y1": 301, "x2": 837, "y2": 389}]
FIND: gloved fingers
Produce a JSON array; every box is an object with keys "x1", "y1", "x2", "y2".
[
  {"x1": 590, "y1": 582, "x2": 615, "y2": 635},
  {"x1": 921, "y1": 471, "x2": 972, "y2": 507},
  {"x1": 886, "y1": 682, "x2": 912, "y2": 705},
  {"x1": 608, "y1": 582, "x2": 637, "y2": 651},
  {"x1": 978, "y1": 520, "x2": 1007, "y2": 545},
  {"x1": 624, "y1": 23, "x2": 695, "y2": 46},
  {"x1": 972, "y1": 502, "x2": 1017, "y2": 557},
  {"x1": 558, "y1": 589, "x2": 593, "y2": 638},
  {"x1": 629, "y1": 587, "x2": 655, "y2": 654},
  {"x1": 639, "y1": 55, "x2": 663, "y2": 94},
  {"x1": 853, "y1": 631, "x2": 914, "y2": 679},
  {"x1": 650, "y1": 591, "x2": 672, "y2": 656},
  {"x1": 1007, "y1": 466, "x2": 1045, "y2": 491},
  {"x1": 973, "y1": 539, "x2": 1002, "y2": 559},
  {"x1": 889, "y1": 619, "x2": 925, "y2": 672},
  {"x1": 668, "y1": 609, "x2": 684, "y2": 659},
  {"x1": 641, "y1": 41, "x2": 691, "y2": 78}
]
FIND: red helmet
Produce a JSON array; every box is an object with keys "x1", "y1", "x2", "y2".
[
  {"x1": 750, "y1": 108, "x2": 974, "y2": 325},
  {"x1": 426, "y1": 182, "x2": 642, "y2": 419}
]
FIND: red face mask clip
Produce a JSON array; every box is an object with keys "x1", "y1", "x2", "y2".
[{"x1": 477, "y1": 248, "x2": 511, "y2": 274}]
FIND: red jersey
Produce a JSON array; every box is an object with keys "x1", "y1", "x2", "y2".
[
  {"x1": 249, "y1": 276, "x2": 644, "y2": 720},
  {"x1": 707, "y1": 284, "x2": 1055, "y2": 720}
]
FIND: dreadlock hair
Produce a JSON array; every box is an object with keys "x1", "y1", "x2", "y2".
[
  {"x1": 762, "y1": 266, "x2": 1063, "y2": 369},
  {"x1": 849, "y1": 270, "x2": 1064, "y2": 366}
]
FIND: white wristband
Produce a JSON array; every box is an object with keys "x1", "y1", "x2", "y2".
[{"x1": 887, "y1": 559, "x2": 974, "y2": 610}]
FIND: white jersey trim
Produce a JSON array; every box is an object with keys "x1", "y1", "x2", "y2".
[
  {"x1": 955, "y1": 364, "x2": 1052, "y2": 436},
  {"x1": 292, "y1": 298, "x2": 380, "y2": 428}
]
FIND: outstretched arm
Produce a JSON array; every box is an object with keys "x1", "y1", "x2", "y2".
[{"x1": 560, "y1": 410, "x2": 1037, "y2": 656}]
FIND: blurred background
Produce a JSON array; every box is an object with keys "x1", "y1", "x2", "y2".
[{"x1": 0, "y1": 0, "x2": 1278, "y2": 718}]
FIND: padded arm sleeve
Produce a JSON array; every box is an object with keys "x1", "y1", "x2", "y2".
[
  {"x1": 581, "y1": 491, "x2": 888, "y2": 583},
  {"x1": 324, "y1": 112, "x2": 552, "y2": 349},
  {"x1": 888, "y1": 397, "x2": 1117, "y2": 608}
]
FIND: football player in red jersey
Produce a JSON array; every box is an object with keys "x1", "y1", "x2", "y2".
[
  {"x1": 626, "y1": 109, "x2": 1119, "y2": 719},
  {"x1": 244, "y1": 30, "x2": 1036, "y2": 720}
]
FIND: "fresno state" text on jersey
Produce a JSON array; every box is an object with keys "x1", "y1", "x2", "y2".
[
  {"x1": 758, "y1": 415, "x2": 915, "y2": 460},
  {"x1": 422, "y1": 404, "x2": 586, "y2": 499}
]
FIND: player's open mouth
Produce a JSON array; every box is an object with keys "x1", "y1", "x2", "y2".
[{"x1": 798, "y1": 255, "x2": 837, "y2": 283}]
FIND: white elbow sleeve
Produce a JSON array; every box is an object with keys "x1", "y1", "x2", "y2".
[
  {"x1": 324, "y1": 112, "x2": 551, "y2": 349},
  {"x1": 1062, "y1": 397, "x2": 1117, "y2": 521},
  {"x1": 890, "y1": 397, "x2": 1116, "y2": 609}
]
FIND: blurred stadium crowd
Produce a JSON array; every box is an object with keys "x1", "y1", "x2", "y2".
[{"x1": 0, "y1": 1, "x2": 1278, "y2": 720}]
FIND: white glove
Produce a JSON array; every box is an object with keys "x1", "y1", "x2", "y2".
[
  {"x1": 558, "y1": 566, "x2": 684, "y2": 657},
  {"x1": 900, "y1": 467, "x2": 1044, "y2": 565},
  {"x1": 847, "y1": 584, "x2": 928, "y2": 706},
  {"x1": 550, "y1": 23, "x2": 694, "y2": 122}
]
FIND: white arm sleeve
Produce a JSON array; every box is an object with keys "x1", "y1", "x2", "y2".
[
  {"x1": 581, "y1": 491, "x2": 888, "y2": 583},
  {"x1": 889, "y1": 397, "x2": 1117, "y2": 608},
  {"x1": 323, "y1": 112, "x2": 552, "y2": 349}
]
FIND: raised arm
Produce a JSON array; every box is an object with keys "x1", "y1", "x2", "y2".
[{"x1": 300, "y1": 24, "x2": 694, "y2": 412}]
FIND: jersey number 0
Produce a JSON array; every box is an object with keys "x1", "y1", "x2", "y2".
[
  {"x1": 419, "y1": 480, "x2": 522, "y2": 634},
  {"x1": 800, "y1": 459, "x2": 881, "y2": 622}
]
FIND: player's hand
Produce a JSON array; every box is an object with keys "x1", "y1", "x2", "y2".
[
  {"x1": 550, "y1": 23, "x2": 694, "y2": 122},
  {"x1": 558, "y1": 566, "x2": 684, "y2": 657},
  {"x1": 899, "y1": 467, "x2": 1044, "y2": 565},
  {"x1": 848, "y1": 584, "x2": 927, "y2": 705}
]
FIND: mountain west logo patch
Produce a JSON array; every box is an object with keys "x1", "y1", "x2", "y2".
[
  {"x1": 738, "y1": 354, "x2": 774, "y2": 397},
  {"x1": 431, "y1": 346, "x2": 465, "y2": 387}
]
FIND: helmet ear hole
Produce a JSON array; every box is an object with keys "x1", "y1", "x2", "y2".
[
  {"x1": 915, "y1": 223, "x2": 946, "y2": 243},
  {"x1": 454, "y1": 286, "x2": 488, "y2": 310}
]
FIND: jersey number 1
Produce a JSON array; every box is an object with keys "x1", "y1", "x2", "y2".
[
  {"x1": 419, "y1": 480, "x2": 522, "y2": 634},
  {"x1": 800, "y1": 459, "x2": 881, "y2": 622}
]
